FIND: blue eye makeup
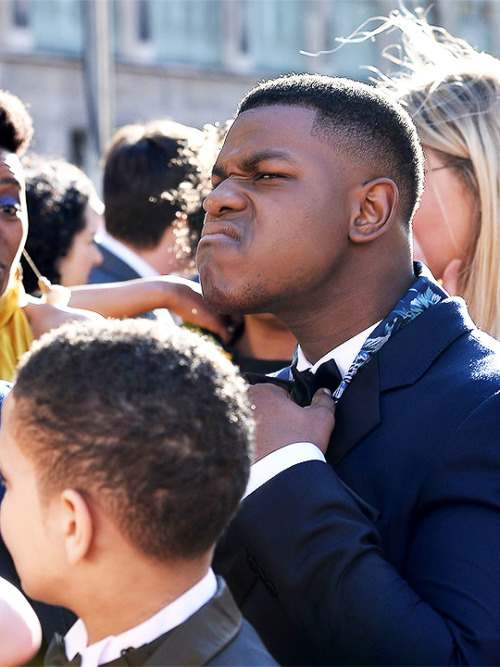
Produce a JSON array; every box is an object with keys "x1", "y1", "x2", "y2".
[{"x1": 0, "y1": 195, "x2": 22, "y2": 218}]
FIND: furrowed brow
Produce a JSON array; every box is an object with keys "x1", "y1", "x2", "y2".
[{"x1": 242, "y1": 150, "x2": 295, "y2": 170}]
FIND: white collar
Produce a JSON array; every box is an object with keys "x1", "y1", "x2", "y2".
[
  {"x1": 64, "y1": 569, "x2": 217, "y2": 667},
  {"x1": 97, "y1": 232, "x2": 160, "y2": 278},
  {"x1": 296, "y1": 322, "x2": 380, "y2": 378}
]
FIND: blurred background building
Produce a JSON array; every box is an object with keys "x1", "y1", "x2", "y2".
[{"x1": 0, "y1": 0, "x2": 499, "y2": 182}]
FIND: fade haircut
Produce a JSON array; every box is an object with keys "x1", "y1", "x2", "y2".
[
  {"x1": 0, "y1": 89, "x2": 33, "y2": 155},
  {"x1": 237, "y1": 73, "x2": 424, "y2": 223},
  {"x1": 103, "y1": 120, "x2": 208, "y2": 258},
  {"x1": 12, "y1": 319, "x2": 253, "y2": 561}
]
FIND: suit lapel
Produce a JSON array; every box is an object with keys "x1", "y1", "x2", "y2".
[
  {"x1": 326, "y1": 357, "x2": 380, "y2": 466},
  {"x1": 325, "y1": 299, "x2": 475, "y2": 467},
  {"x1": 142, "y1": 578, "x2": 242, "y2": 667}
]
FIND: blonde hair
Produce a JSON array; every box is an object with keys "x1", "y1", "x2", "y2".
[{"x1": 360, "y1": 8, "x2": 500, "y2": 337}]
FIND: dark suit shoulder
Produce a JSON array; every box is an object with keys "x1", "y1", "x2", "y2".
[{"x1": 88, "y1": 245, "x2": 142, "y2": 284}]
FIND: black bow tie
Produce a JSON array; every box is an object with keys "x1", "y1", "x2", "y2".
[{"x1": 246, "y1": 358, "x2": 342, "y2": 407}]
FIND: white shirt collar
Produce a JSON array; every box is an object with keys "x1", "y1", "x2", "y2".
[
  {"x1": 296, "y1": 322, "x2": 380, "y2": 378},
  {"x1": 97, "y1": 231, "x2": 160, "y2": 279},
  {"x1": 64, "y1": 569, "x2": 217, "y2": 667}
]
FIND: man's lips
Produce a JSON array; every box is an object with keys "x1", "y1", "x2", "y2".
[{"x1": 200, "y1": 221, "x2": 241, "y2": 243}]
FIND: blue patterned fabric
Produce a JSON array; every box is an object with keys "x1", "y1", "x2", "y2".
[{"x1": 293, "y1": 263, "x2": 448, "y2": 403}]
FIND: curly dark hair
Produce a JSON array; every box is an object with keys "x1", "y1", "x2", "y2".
[
  {"x1": 0, "y1": 89, "x2": 33, "y2": 155},
  {"x1": 12, "y1": 319, "x2": 254, "y2": 561},
  {"x1": 20, "y1": 155, "x2": 98, "y2": 293}
]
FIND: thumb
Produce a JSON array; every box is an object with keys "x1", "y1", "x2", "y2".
[
  {"x1": 310, "y1": 387, "x2": 336, "y2": 415},
  {"x1": 441, "y1": 258, "x2": 462, "y2": 296}
]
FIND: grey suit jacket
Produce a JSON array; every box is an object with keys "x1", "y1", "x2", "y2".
[
  {"x1": 44, "y1": 578, "x2": 277, "y2": 666},
  {"x1": 88, "y1": 244, "x2": 142, "y2": 284}
]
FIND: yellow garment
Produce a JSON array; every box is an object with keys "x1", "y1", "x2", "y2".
[{"x1": 0, "y1": 280, "x2": 33, "y2": 382}]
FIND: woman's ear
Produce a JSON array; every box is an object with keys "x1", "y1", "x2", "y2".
[
  {"x1": 60, "y1": 489, "x2": 93, "y2": 566},
  {"x1": 349, "y1": 178, "x2": 399, "y2": 244}
]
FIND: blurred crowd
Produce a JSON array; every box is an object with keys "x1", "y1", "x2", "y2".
[{"x1": 2, "y1": 4, "x2": 500, "y2": 666}]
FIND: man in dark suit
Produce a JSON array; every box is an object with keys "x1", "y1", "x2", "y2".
[
  {"x1": 197, "y1": 74, "x2": 500, "y2": 665},
  {"x1": 89, "y1": 119, "x2": 208, "y2": 285},
  {"x1": 0, "y1": 320, "x2": 275, "y2": 666}
]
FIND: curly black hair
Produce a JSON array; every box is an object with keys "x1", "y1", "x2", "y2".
[
  {"x1": 21, "y1": 155, "x2": 97, "y2": 293},
  {"x1": 0, "y1": 89, "x2": 33, "y2": 155}
]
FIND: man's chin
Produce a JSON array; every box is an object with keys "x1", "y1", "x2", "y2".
[{"x1": 201, "y1": 288, "x2": 249, "y2": 317}]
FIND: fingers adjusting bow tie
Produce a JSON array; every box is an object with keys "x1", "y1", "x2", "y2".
[{"x1": 246, "y1": 358, "x2": 342, "y2": 407}]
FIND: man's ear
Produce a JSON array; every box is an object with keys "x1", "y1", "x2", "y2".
[
  {"x1": 60, "y1": 489, "x2": 93, "y2": 566},
  {"x1": 349, "y1": 178, "x2": 399, "y2": 244}
]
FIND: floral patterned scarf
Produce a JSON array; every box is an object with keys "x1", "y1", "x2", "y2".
[{"x1": 292, "y1": 263, "x2": 448, "y2": 404}]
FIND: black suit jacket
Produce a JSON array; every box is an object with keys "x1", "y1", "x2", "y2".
[{"x1": 215, "y1": 297, "x2": 500, "y2": 665}]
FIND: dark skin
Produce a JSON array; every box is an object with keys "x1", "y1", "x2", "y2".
[{"x1": 197, "y1": 105, "x2": 415, "y2": 458}]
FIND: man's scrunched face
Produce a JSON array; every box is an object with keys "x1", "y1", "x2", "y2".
[{"x1": 197, "y1": 105, "x2": 354, "y2": 318}]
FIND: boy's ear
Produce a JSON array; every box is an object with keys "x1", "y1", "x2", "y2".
[
  {"x1": 60, "y1": 489, "x2": 93, "y2": 565},
  {"x1": 349, "y1": 178, "x2": 399, "y2": 244}
]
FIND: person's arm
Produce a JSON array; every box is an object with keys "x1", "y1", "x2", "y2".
[
  {"x1": 68, "y1": 276, "x2": 231, "y2": 343},
  {"x1": 225, "y1": 389, "x2": 500, "y2": 665},
  {"x1": 23, "y1": 299, "x2": 103, "y2": 340}
]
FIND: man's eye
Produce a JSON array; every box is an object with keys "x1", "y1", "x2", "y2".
[{"x1": 257, "y1": 173, "x2": 282, "y2": 180}]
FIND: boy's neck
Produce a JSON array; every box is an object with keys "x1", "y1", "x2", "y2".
[{"x1": 76, "y1": 552, "x2": 212, "y2": 645}]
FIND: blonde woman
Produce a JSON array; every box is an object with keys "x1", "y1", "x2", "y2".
[{"x1": 360, "y1": 8, "x2": 500, "y2": 337}]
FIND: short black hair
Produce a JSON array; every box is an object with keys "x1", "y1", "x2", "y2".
[
  {"x1": 12, "y1": 319, "x2": 253, "y2": 561},
  {"x1": 103, "y1": 120, "x2": 208, "y2": 257},
  {"x1": 0, "y1": 89, "x2": 33, "y2": 155},
  {"x1": 238, "y1": 74, "x2": 424, "y2": 222},
  {"x1": 21, "y1": 155, "x2": 97, "y2": 293}
]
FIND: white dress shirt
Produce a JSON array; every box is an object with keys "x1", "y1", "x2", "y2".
[
  {"x1": 64, "y1": 569, "x2": 217, "y2": 667},
  {"x1": 243, "y1": 323, "x2": 379, "y2": 499}
]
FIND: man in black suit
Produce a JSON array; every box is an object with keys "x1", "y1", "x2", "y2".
[
  {"x1": 0, "y1": 320, "x2": 275, "y2": 666},
  {"x1": 90, "y1": 120, "x2": 208, "y2": 285},
  {"x1": 197, "y1": 74, "x2": 500, "y2": 665}
]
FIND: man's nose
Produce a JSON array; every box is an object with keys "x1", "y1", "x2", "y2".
[{"x1": 203, "y1": 179, "x2": 247, "y2": 216}]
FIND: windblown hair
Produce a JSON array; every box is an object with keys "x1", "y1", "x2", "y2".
[
  {"x1": 103, "y1": 119, "x2": 213, "y2": 266},
  {"x1": 367, "y1": 8, "x2": 500, "y2": 337},
  {"x1": 0, "y1": 89, "x2": 33, "y2": 155},
  {"x1": 21, "y1": 155, "x2": 100, "y2": 293},
  {"x1": 238, "y1": 73, "x2": 424, "y2": 223},
  {"x1": 12, "y1": 319, "x2": 253, "y2": 561}
]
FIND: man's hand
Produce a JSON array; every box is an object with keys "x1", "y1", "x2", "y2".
[{"x1": 248, "y1": 384, "x2": 336, "y2": 461}]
